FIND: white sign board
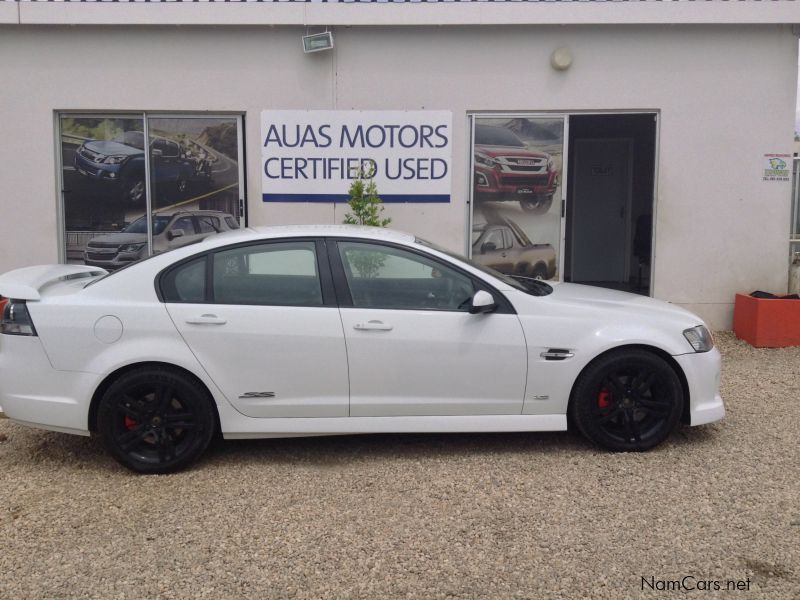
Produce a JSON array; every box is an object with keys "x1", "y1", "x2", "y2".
[{"x1": 261, "y1": 110, "x2": 451, "y2": 203}]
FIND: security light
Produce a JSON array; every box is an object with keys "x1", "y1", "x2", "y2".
[{"x1": 303, "y1": 32, "x2": 334, "y2": 54}]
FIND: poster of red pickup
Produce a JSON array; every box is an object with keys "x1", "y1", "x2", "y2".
[{"x1": 471, "y1": 117, "x2": 564, "y2": 281}]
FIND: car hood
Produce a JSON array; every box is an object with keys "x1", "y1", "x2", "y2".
[
  {"x1": 84, "y1": 140, "x2": 142, "y2": 157},
  {"x1": 475, "y1": 144, "x2": 549, "y2": 159},
  {"x1": 540, "y1": 282, "x2": 704, "y2": 326},
  {"x1": 88, "y1": 232, "x2": 147, "y2": 245}
]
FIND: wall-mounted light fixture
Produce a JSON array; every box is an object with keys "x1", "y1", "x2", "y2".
[
  {"x1": 550, "y1": 47, "x2": 573, "y2": 71},
  {"x1": 303, "y1": 31, "x2": 334, "y2": 54}
]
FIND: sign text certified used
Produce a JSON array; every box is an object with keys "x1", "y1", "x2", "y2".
[{"x1": 261, "y1": 110, "x2": 452, "y2": 203}]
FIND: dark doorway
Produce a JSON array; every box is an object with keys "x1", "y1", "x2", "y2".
[{"x1": 565, "y1": 114, "x2": 656, "y2": 295}]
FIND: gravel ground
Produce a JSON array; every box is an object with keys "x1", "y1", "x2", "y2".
[{"x1": 0, "y1": 332, "x2": 798, "y2": 599}]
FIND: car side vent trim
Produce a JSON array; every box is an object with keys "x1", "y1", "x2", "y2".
[{"x1": 540, "y1": 349, "x2": 574, "y2": 361}]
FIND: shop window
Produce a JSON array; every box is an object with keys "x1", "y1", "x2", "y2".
[
  {"x1": 58, "y1": 113, "x2": 245, "y2": 267},
  {"x1": 470, "y1": 115, "x2": 564, "y2": 281}
]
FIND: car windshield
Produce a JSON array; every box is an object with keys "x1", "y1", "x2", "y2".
[
  {"x1": 123, "y1": 216, "x2": 172, "y2": 236},
  {"x1": 113, "y1": 131, "x2": 145, "y2": 150},
  {"x1": 474, "y1": 125, "x2": 525, "y2": 148},
  {"x1": 415, "y1": 238, "x2": 552, "y2": 297}
]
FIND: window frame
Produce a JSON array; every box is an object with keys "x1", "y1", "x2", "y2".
[
  {"x1": 156, "y1": 237, "x2": 337, "y2": 307},
  {"x1": 327, "y1": 238, "x2": 515, "y2": 314}
]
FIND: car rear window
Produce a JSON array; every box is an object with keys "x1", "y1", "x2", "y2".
[{"x1": 160, "y1": 257, "x2": 207, "y2": 303}]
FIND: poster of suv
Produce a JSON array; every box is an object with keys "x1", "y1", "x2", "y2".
[
  {"x1": 60, "y1": 115, "x2": 242, "y2": 266},
  {"x1": 472, "y1": 117, "x2": 564, "y2": 280}
]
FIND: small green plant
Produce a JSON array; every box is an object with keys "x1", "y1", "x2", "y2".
[
  {"x1": 343, "y1": 166, "x2": 391, "y2": 228},
  {"x1": 343, "y1": 166, "x2": 390, "y2": 278}
]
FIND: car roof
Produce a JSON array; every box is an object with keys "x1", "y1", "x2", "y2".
[
  {"x1": 153, "y1": 210, "x2": 232, "y2": 218},
  {"x1": 247, "y1": 224, "x2": 415, "y2": 243}
]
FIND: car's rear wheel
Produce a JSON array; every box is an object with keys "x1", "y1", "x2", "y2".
[
  {"x1": 570, "y1": 349, "x2": 683, "y2": 451},
  {"x1": 97, "y1": 367, "x2": 216, "y2": 473}
]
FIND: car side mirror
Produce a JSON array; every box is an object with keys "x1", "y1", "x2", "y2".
[
  {"x1": 481, "y1": 242, "x2": 496, "y2": 254},
  {"x1": 469, "y1": 290, "x2": 497, "y2": 314},
  {"x1": 168, "y1": 228, "x2": 184, "y2": 241}
]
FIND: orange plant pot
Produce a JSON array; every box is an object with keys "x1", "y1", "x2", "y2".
[{"x1": 733, "y1": 293, "x2": 800, "y2": 348}]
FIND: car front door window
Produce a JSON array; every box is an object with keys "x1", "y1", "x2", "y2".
[{"x1": 337, "y1": 242, "x2": 475, "y2": 311}]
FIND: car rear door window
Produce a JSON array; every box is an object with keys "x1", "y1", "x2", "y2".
[
  {"x1": 212, "y1": 241, "x2": 322, "y2": 306},
  {"x1": 337, "y1": 242, "x2": 474, "y2": 311},
  {"x1": 197, "y1": 216, "x2": 219, "y2": 234},
  {"x1": 161, "y1": 257, "x2": 207, "y2": 303}
]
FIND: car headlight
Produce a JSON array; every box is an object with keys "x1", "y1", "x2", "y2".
[
  {"x1": 547, "y1": 157, "x2": 555, "y2": 171},
  {"x1": 474, "y1": 153, "x2": 497, "y2": 168},
  {"x1": 119, "y1": 243, "x2": 146, "y2": 253},
  {"x1": 683, "y1": 325, "x2": 714, "y2": 352},
  {"x1": 101, "y1": 155, "x2": 128, "y2": 165}
]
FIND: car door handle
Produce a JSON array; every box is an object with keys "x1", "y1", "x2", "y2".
[
  {"x1": 353, "y1": 320, "x2": 393, "y2": 331},
  {"x1": 185, "y1": 314, "x2": 227, "y2": 325}
]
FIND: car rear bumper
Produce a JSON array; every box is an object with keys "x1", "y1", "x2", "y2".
[
  {"x1": 0, "y1": 334, "x2": 93, "y2": 434},
  {"x1": 673, "y1": 348, "x2": 725, "y2": 426}
]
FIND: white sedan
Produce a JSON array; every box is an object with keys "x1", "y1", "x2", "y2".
[{"x1": 0, "y1": 225, "x2": 724, "y2": 473}]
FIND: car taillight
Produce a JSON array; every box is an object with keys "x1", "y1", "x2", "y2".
[{"x1": 0, "y1": 299, "x2": 38, "y2": 336}]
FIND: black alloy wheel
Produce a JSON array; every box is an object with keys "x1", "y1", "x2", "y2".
[
  {"x1": 97, "y1": 368, "x2": 216, "y2": 473},
  {"x1": 570, "y1": 349, "x2": 684, "y2": 451}
]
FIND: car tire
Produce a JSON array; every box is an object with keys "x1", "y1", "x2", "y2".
[
  {"x1": 121, "y1": 178, "x2": 146, "y2": 204},
  {"x1": 519, "y1": 194, "x2": 553, "y2": 215},
  {"x1": 97, "y1": 367, "x2": 217, "y2": 474},
  {"x1": 569, "y1": 349, "x2": 684, "y2": 452},
  {"x1": 531, "y1": 263, "x2": 549, "y2": 280}
]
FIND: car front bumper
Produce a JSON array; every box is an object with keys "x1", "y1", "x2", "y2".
[
  {"x1": 74, "y1": 153, "x2": 123, "y2": 183},
  {"x1": 84, "y1": 248, "x2": 145, "y2": 269},
  {"x1": 673, "y1": 347, "x2": 725, "y2": 426},
  {"x1": 474, "y1": 166, "x2": 559, "y2": 198}
]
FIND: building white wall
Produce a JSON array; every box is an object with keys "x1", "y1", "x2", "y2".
[{"x1": 0, "y1": 24, "x2": 796, "y2": 328}]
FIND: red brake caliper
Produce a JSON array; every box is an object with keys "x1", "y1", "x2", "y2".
[
  {"x1": 597, "y1": 388, "x2": 612, "y2": 409},
  {"x1": 124, "y1": 416, "x2": 138, "y2": 430}
]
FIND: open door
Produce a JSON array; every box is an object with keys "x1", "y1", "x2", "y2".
[{"x1": 565, "y1": 114, "x2": 657, "y2": 295}]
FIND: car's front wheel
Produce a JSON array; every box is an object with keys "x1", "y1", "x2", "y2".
[
  {"x1": 519, "y1": 194, "x2": 553, "y2": 215},
  {"x1": 97, "y1": 367, "x2": 216, "y2": 473},
  {"x1": 121, "y1": 178, "x2": 146, "y2": 204},
  {"x1": 569, "y1": 349, "x2": 684, "y2": 451}
]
